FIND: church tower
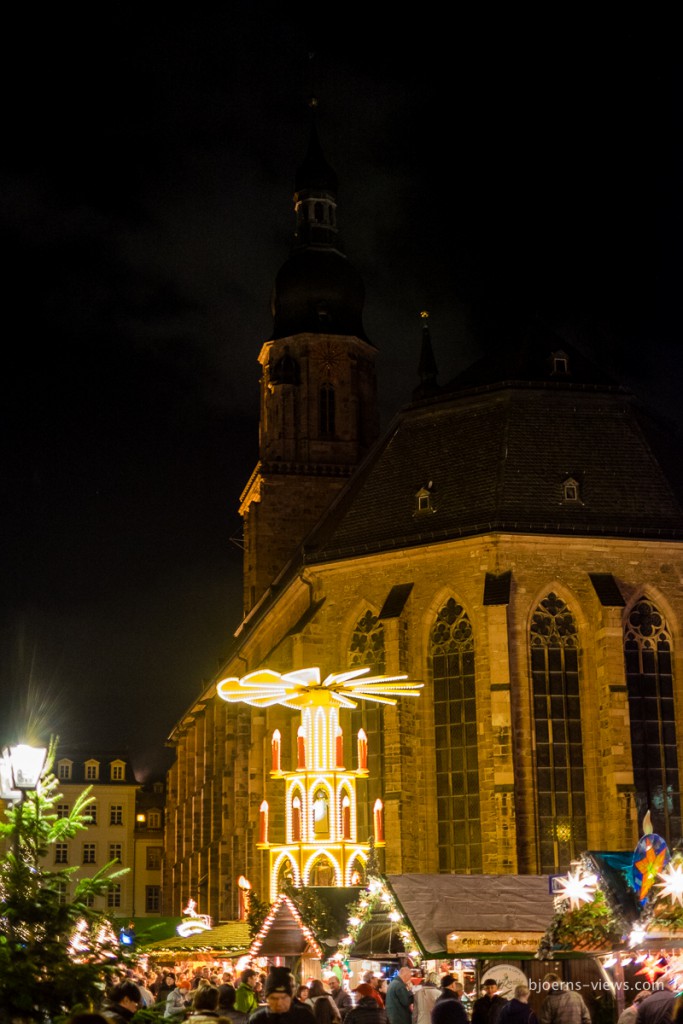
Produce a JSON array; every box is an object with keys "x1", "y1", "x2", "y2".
[{"x1": 239, "y1": 111, "x2": 379, "y2": 614}]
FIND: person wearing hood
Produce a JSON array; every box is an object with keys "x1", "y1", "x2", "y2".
[
  {"x1": 166, "y1": 979, "x2": 193, "y2": 1018},
  {"x1": 346, "y1": 984, "x2": 388, "y2": 1024}
]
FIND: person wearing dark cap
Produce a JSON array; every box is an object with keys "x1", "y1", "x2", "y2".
[
  {"x1": 471, "y1": 980, "x2": 507, "y2": 1024},
  {"x1": 432, "y1": 977, "x2": 468, "y2": 1024},
  {"x1": 250, "y1": 967, "x2": 315, "y2": 1024}
]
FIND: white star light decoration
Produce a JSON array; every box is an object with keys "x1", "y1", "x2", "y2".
[
  {"x1": 655, "y1": 862, "x2": 683, "y2": 906},
  {"x1": 216, "y1": 666, "x2": 423, "y2": 709},
  {"x1": 555, "y1": 865, "x2": 599, "y2": 911}
]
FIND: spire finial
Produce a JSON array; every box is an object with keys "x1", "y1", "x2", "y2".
[
  {"x1": 307, "y1": 51, "x2": 319, "y2": 112},
  {"x1": 416, "y1": 310, "x2": 438, "y2": 396}
]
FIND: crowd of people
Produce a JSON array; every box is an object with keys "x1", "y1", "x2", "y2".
[{"x1": 62, "y1": 960, "x2": 682, "y2": 1024}]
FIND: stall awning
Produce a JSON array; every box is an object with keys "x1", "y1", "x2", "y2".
[{"x1": 387, "y1": 873, "x2": 556, "y2": 957}]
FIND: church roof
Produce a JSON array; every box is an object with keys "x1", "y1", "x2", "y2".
[{"x1": 302, "y1": 339, "x2": 683, "y2": 564}]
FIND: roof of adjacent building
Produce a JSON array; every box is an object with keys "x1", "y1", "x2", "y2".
[{"x1": 53, "y1": 749, "x2": 136, "y2": 785}]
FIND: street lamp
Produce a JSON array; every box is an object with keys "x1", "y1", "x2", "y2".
[
  {"x1": 3, "y1": 744, "x2": 48, "y2": 793},
  {"x1": 0, "y1": 743, "x2": 48, "y2": 861}
]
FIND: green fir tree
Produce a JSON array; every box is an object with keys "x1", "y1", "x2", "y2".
[{"x1": 0, "y1": 742, "x2": 132, "y2": 1023}]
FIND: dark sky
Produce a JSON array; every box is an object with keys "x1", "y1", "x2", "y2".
[{"x1": 1, "y1": 11, "x2": 680, "y2": 777}]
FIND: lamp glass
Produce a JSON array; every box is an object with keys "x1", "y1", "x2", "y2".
[
  {"x1": 0, "y1": 757, "x2": 21, "y2": 802},
  {"x1": 8, "y1": 744, "x2": 48, "y2": 790}
]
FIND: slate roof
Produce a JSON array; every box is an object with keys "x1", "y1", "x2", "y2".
[
  {"x1": 386, "y1": 873, "x2": 555, "y2": 958},
  {"x1": 303, "y1": 343, "x2": 683, "y2": 564},
  {"x1": 53, "y1": 748, "x2": 136, "y2": 785}
]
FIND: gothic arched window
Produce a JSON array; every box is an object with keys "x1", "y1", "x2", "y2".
[
  {"x1": 530, "y1": 592, "x2": 587, "y2": 873},
  {"x1": 349, "y1": 610, "x2": 385, "y2": 837},
  {"x1": 319, "y1": 383, "x2": 335, "y2": 436},
  {"x1": 430, "y1": 597, "x2": 480, "y2": 872},
  {"x1": 349, "y1": 610, "x2": 385, "y2": 674},
  {"x1": 625, "y1": 599, "x2": 681, "y2": 842}
]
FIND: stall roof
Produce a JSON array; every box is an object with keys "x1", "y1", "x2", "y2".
[
  {"x1": 387, "y1": 873, "x2": 556, "y2": 957},
  {"x1": 142, "y1": 920, "x2": 252, "y2": 956}
]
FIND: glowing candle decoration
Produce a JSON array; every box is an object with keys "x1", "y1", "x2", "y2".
[
  {"x1": 271, "y1": 730, "x2": 281, "y2": 772},
  {"x1": 292, "y1": 796, "x2": 302, "y2": 842},
  {"x1": 373, "y1": 799, "x2": 384, "y2": 843},
  {"x1": 357, "y1": 729, "x2": 368, "y2": 771},
  {"x1": 342, "y1": 794, "x2": 351, "y2": 839},
  {"x1": 297, "y1": 726, "x2": 306, "y2": 769},
  {"x1": 336, "y1": 725, "x2": 344, "y2": 767},
  {"x1": 259, "y1": 800, "x2": 269, "y2": 844}
]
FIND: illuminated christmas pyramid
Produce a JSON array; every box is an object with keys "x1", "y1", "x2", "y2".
[{"x1": 217, "y1": 666, "x2": 422, "y2": 900}]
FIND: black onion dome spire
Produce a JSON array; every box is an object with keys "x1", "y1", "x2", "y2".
[{"x1": 270, "y1": 101, "x2": 369, "y2": 343}]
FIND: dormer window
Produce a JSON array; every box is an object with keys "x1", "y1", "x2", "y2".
[
  {"x1": 552, "y1": 350, "x2": 569, "y2": 376},
  {"x1": 57, "y1": 760, "x2": 72, "y2": 781},
  {"x1": 110, "y1": 760, "x2": 125, "y2": 782},
  {"x1": 562, "y1": 476, "x2": 582, "y2": 503},
  {"x1": 415, "y1": 483, "x2": 435, "y2": 514},
  {"x1": 84, "y1": 760, "x2": 99, "y2": 781}
]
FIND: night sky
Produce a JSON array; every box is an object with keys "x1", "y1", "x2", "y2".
[{"x1": 1, "y1": 11, "x2": 680, "y2": 777}]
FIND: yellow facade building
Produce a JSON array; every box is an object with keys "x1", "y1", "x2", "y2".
[
  {"x1": 163, "y1": 120, "x2": 683, "y2": 922},
  {"x1": 50, "y1": 750, "x2": 164, "y2": 921}
]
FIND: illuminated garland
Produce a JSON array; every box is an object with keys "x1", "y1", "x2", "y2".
[
  {"x1": 335, "y1": 875, "x2": 421, "y2": 962},
  {"x1": 538, "y1": 889, "x2": 622, "y2": 958},
  {"x1": 537, "y1": 855, "x2": 624, "y2": 958},
  {"x1": 249, "y1": 892, "x2": 323, "y2": 959}
]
